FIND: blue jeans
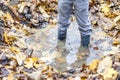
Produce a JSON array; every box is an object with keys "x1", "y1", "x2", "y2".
[{"x1": 58, "y1": 0, "x2": 92, "y2": 36}]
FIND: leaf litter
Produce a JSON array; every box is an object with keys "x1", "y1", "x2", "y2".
[{"x1": 0, "y1": 0, "x2": 120, "y2": 80}]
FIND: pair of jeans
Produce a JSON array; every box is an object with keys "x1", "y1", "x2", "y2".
[{"x1": 58, "y1": 0, "x2": 92, "y2": 36}]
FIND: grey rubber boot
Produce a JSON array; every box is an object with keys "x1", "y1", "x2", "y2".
[
  {"x1": 78, "y1": 35, "x2": 91, "y2": 57},
  {"x1": 58, "y1": 29, "x2": 67, "y2": 41},
  {"x1": 81, "y1": 35, "x2": 90, "y2": 47}
]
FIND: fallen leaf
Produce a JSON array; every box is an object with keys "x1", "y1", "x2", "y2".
[
  {"x1": 16, "y1": 52, "x2": 26, "y2": 66},
  {"x1": 4, "y1": 12, "x2": 14, "y2": 22},
  {"x1": 89, "y1": 60, "x2": 100, "y2": 71},
  {"x1": 39, "y1": 6, "x2": 50, "y2": 18},
  {"x1": 102, "y1": 68, "x2": 118, "y2": 80},
  {"x1": 101, "y1": 4, "x2": 110, "y2": 15},
  {"x1": 7, "y1": 73, "x2": 14, "y2": 80},
  {"x1": 3, "y1": 32, "x2": 16, "y2": 45},
  {"x1": 10, "y1": 46, "x2": 20, "y2": 54},
  {"x1": 113, "y1": 39, "x2": 120, "y2": 46},
  {"x1": 114, "y1": 15, "x2": 120, "y2": 23},
  {"x1": 18, "y1": 2, "x2": 27, "y2": 13},
  {"x1": 97, "y1": 57, "x2": 112, "y2": 74},
  {"x1": 24, "y1": 57, "x2": 38, "y2": 69}
]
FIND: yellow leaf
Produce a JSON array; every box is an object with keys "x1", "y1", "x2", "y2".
[
  {"x1": 0, "y1": 11, "x2": 4, "y2": 17},
  {"x1": 100, "y1": 0, "x2": 105, "y2": 3},
  {"x1": 101, "y1": 4, "x2": 110, "y2": 15},
  {"x1": 114, "y1": 15, "x2": 120, "y2": 23},
  {"x1": 113, "y1": 39, "x2": 120, "y2": 45},
  {"x1": 8, "y1": 73, "x2": 14, "y2": 80},
  {"x1": 23, "y1": 29, "x2": 32, "y2": 36},
  {"x1": 114, "y1": 15, "x2": 120, "y2": 29},
  {"x1": 89, "y1": 60, "x2": 100, "y2": 71},
  {"x1": 81, "y1": 77, "x2": 87, "y2": 80},
  {"x1": 4, "y1": 32, "x2": 10, "y2": 44},
  {"x1": 4, "y1": 12, "x2": 14, "y2": 22},
  {"x1": 24, "y1": 57, "x2": 38, "y2": 69},
  {"x1": 47, "y1": 78, "x2": 53, "y2": 80},
  {"x1": 42, "y1": 65, "x2": 49, "y2": 73},
  {"x1": 18, "y1": 2, "x2": 27, "y2": 13},
  {"x1": 3, "y1": 32, "x2": 16, "y2": 45},
  {"x1": 33, "y1": 62, "x2": 40, "y2": 68},
  {"x1": 102, "y1": 68, "x2": 118, "y2": 80},
  {"x1": 10, "y1": 46, "x2": 20, "y2": 54}
]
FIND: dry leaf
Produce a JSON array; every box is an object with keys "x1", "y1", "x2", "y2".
[
  {"x1": 39, "y1": 6, "x2": 50, "y2": 18},
  {"x1": 75, "y1": 76, "x2": 81, "y2": 80},
  {"x1": 24, "y1": 57, "x2": 38, "y2": 69},
  {"x1": 97, "y1": 57, "x2": 112, "y2": 74},
  {"x1": 89, "y1": 60, "x2": 100, "y2": 71},
  {"x1": 101, "y1": 4, "x2": 110, "y2": 15},
  {"x1": 113, "y1": 39, "x2": 120, "y2": 46},
  {"x1": 114, "y1": 15, "x2": 120, "y2": 23},
  {"x1": 3, "y1": 32, "x2": 16, "y2": 45},
  {"x1": 4, "y1": 12, "x2": 14, "y2": 22},
  {"x1": 10, "y1": 46, "x2": 20, "y2": 54},
  {"x1": 15, "y1": 52, "x2": 26, "y2": 66},
  {"x1": 7, "y1": 73, "x2": 14, "y2": 80},
  {"x1": 102, "y1": 68, "x2": 118, "y2": 80},
  {"x1": 18, "y1": 2, "x2": 27, "y2": 13}
]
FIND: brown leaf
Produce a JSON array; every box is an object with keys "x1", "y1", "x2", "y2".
[{"x1": 113, "y1": 40, "x2": 120, "y2": 46}]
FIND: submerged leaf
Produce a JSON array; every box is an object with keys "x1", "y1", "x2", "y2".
[{"x1": 24, "y1": 57, "x2": 38, "y2": 69}]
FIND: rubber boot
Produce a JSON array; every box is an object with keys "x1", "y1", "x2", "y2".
[
  {"x1": 81, "y1": 35, "x2": 90, "y2": 47},
  {"x1": 58, "y1": 29, "x2": 67, "y2": 41},
  {"x1": 78, "y1": 35, "x2": 90, "y2": 57}
]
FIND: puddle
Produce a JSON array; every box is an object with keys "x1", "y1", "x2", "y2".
[{"x1": 22, "y1": 21, "x2": 119, "y2": 72}]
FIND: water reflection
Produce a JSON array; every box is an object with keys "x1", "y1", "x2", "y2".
[
  {"x1": 69, "y1": 46, "x2": 89, "y2": 68},
  {"x1": 52, "y1": 40, "x2": 89, "y2": 71},
  {"x1": 52, "y1": 40, "x2": 69, "y2": 71}
]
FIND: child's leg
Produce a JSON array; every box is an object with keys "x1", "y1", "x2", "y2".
[
  {"x1": 58, "y1": 0, "x2": 73, "y2": 40},
  {"x1": 74, "y1": 0, "x2": 92, "y2": 47}
]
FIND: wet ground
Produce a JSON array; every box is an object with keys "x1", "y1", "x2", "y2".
[{"x1": 21, "y1": 21, "x2": 119, "y2": 72}]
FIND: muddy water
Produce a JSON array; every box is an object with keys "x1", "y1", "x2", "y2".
[{"x1": 24, "y1": 21, "x2": 119, "y2": 72}]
